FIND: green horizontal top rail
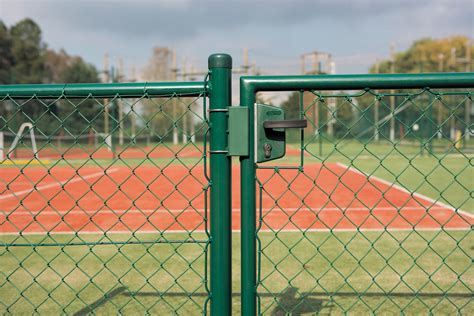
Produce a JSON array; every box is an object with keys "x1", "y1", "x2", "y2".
[
  {"x1": 0, "y1": 81, "x2": 206, "y2": 98},
  {"x1": 241, "y1": 72, "x2": 474, "y2": 93}
]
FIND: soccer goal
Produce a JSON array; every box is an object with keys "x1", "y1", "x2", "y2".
[{"x1": 1, "y1": 123, "x2": 39, "y2": 160}]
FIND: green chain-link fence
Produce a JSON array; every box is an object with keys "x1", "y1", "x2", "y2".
[
  {"x1": 240, "y1": 74, "x2": 473, "y2": 315},
  {"x1": 1, "y1": 55, "x2": 473, "y2": 315},
  {"x1": 0, "y1": 79, "x2": 219, "y2": 314}
]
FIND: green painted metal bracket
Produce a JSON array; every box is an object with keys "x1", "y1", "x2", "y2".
[{"x1": 228, "y1": 107, "x2": 249, "y2": 156}]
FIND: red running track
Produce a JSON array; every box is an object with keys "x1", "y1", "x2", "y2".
[{"x1": 0, "y1": 163, "x2": 472, "y2": 234}]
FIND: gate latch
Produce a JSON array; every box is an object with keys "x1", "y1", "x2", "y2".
[
  {"x1": 256, "y1": 103, "x2": 307, "y2": 163},
  {"x1": 227, "y1": 104, "x2": 307, "y2": 162}
]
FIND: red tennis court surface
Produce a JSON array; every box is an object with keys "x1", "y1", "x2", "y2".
[{"x1": 0, "y1": 163, "x2": 472, "y2": 234}]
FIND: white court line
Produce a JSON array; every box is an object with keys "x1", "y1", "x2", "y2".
[
  {"x1": 347, "y1": 154, "x2": 474, "y2": 160},
  {"x1": 1, "y1": 205, "x2": 448, "y2": 216},
  {"x1": 0, "y1": 168, "x2": 118, "y2": 201},
  {"x1": 335, "y1": 162, "x2": 474, "y2": 220}
]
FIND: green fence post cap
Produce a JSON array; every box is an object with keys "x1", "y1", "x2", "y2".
[{"x1": 208, "y1": 53, "x2": 232, "y2": 69}]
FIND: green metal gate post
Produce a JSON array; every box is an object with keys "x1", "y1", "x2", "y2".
[
  {"x1": 240, "y1": 78, "x2": 257, "y2": 315},
  {"x1": 208, "y1": 54, "x2": 232, "y2": 315}
]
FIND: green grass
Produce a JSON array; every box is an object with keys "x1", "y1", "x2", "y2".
[
  {"x1": 0, "y1": 233, "x2": 210, "y2": 315},
  {"x1": 1, "y1": 231, "x2": 472, "y2": 314},
  {"x1": 256, "y1": 230, "x2": 473, "y2": 315}
]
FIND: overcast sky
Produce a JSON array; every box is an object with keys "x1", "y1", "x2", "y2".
[{"x1": 1, "y1": 0, "x2": 473, "y2": 78}]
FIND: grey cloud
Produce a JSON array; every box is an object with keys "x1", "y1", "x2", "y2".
[
  {"x1": 2, "y1": 0, "x2": 471, "y2": 75},
  {"x1": 13, "y1": 0, "x2": 473, "y2": 40}
]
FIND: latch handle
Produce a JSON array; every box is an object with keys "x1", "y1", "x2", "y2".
[{"x1": 263, "y1": 119, "x2": 307, "y2": 129}]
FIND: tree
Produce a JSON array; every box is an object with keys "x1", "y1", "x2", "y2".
[
  {"x1": 44, "y1": 49, "x2": 99, "y2": 84},
  {"x1": 280, "y1": 92, "x2": 300, "y2": 119},
  {"x1": 367, "y1": 36, "x2": 474, "y2": 141},
  {"x1": 371, "y1": 36, "x2": 473, "y2": 74},
  {"x1": 9, "y1": 18, "x2": 46, "y2": 84},
  {"x1": 2, "y1": 18, "x2": 102, "y2": 135},
  {"x1": 44, "y1": 49, "x2": 71, "y2": 83},
  {"x1": 57, "y1": 57, "x2": 101, "y2": 134},
  {"x1": 43, "y1": 49, "x2": 101, "y2": 134},
  {"x1": 0, "y1": 20, "x2": 13, "y2": 84},
  {"x1": 0, "y1": 20, "x2": 13, "y2": 124},
  {"x1": 58, "y1": 56, "x2": 98, "y2": 83}
]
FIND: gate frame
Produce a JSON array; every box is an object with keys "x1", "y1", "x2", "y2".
[
  {"x1": 239, "y1": 72, "x2": 474, "y2": 315},
  {"x1": 0, "y1": 65, "x2": 234, "y2": 314}
]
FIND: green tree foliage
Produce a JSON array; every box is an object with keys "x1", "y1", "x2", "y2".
[
  {"x1": 371, "y1": 36, "x2": 473, "y2": 73},
  {"x1": 0, "y1": 18, "x2": 101, "y2": 135},
  {"x1": 0, "y1": 21, "x2": 13, "y2": 122},
  {"x1": 9, "y1": 18, "x2": 46, "y2": 84},
  {"x1": 280, "y1": 91, "x2": 300, "y2": 119},
  {"x1": 44, "y1": 49, "x2": 98, "y2": 84},
  {"x1": 0, "y1": 18, "x2": 99, "y2": 85},
  {"x1": 45, "y1": 50, "x2": 101, "y2": 135},
  {"x1": 333, "y1": 97, "x2": 357, "y2": 138},
  {"x1": 0, "y1": 21, "x2": 13, "y2": 84}
]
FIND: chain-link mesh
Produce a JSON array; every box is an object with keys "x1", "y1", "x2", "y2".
[
  {"x1": 256, "y1": 88, "x2": 473, "y2": 314},
  {"x1": 2, "y1": 74, "x2": 473, "y2": 315},
  {"x1": 0, "y1": 86, "x2": 212, "y2": 314}
]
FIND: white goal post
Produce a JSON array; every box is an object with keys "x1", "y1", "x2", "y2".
[
  {"x1": 0, "y1": 131, "x2": 3, "y2": 160},
  {"x1": 4, "y1": 123, "x2": 39, "y2": 160}
]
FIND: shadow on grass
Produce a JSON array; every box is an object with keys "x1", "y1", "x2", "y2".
[
  {"x1": 270, "y1": 287, "x2": 329, "y2": 315},
  {"x1": 74, "y1": 286, "x2": 128, "y2": 316},
  {"x1": 73, "y1": 286, "x2": 473, "y2": 315}
]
